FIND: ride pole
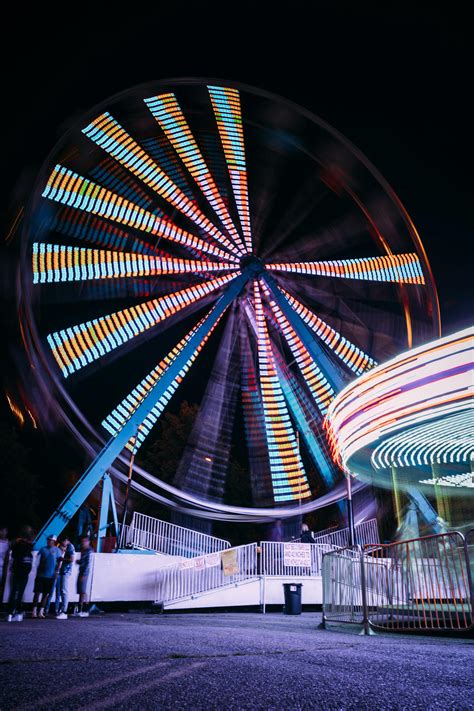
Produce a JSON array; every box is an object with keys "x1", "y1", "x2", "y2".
[
  {"x1": 346, "y1": 473, "x2": 356, "y2": 546},
  {"x1": 120, "y1": 434, "x2": 137, "y2": 534}
]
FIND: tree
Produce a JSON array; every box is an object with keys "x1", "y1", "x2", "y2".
[
  {"x1": 0, "y1": 420, "x2": 40, "y2": 532},
  {"x1": 138, "y1": 401, "x2": 199, "y2": 484}
]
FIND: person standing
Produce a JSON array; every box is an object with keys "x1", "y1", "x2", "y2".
[
  {"x1": 300, "y1": 523, "x2": 316, "y2": 544},
  {"x1": 0, "y1": 526, "x2": 9, "y2": 601},
  {"x1": 76, "y1": 536, "x2": 93, "y2": 617},
  {"x1": 7, "y1": 526, "x2": 34, "y2": 622},
  {"x1": 55, "y1": 536, "x2": 75, "y2": 619},
  {"x1": 32, "y1": 534, "x2": 62, "y2": 618}
]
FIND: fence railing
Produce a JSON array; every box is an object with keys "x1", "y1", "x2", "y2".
[
  {"x1": 322, "y1": 546, "x2": 366, "y2": 625},
  {"x1": 151, "y1": 519, "x2": 380, "y2": 607},
  {"x1": 154, "y1": 543, "x2": 258, "y2": 605},
  {"x1": 323, "y1": 532, "x2": 473, "y2": 632},
  {"x1": 260, "y1": 541, "x2": 336, "y2": 577},
  {"x1": 121, "y1": 512, "x2": 231, "y2": 558},
  {"x1": 314, "y1": 518, "x2": 379, "y2": 549}
]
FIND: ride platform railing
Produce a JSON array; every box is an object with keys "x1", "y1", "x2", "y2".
[
  {"x1": 154, "y1": 543, "x2": 258, "y2": 606},
  {"x1": 314, "y1": 518, "x2": 379, "y2": 549},
  {"x1": 119, "y1": 512, "x2": 230, "y2": 558},
  {"x1": 153, "y1": 519, "x2": 381, "y2": 607},
  {"x1": 323, "y1": 531, "x2": 473, "y2": 633},
  {"x1": 260, "y1": 541, "x2": 335, "y2": 577}
]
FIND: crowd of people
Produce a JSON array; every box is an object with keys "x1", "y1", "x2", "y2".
[{"x1": 0, "y1": 526, "x2": 93, "y2": 622}]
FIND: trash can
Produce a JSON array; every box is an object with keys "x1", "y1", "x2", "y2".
[{"x1": 283, "y1": 583, "x2": 303, "y2": 615}]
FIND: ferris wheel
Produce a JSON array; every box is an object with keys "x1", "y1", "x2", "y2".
[{"x1": 18, "y1": 79, "x2": 440, "y2": 535}]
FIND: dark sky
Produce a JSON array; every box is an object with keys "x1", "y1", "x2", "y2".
[
  {"x1": 0, "y1": 5, "x2": 471, "y2": 531},
  {"x1": 2, "y1": 4, "x2": 472, "y2": 331}
]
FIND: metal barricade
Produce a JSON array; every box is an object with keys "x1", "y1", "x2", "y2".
[
  {"x1": 322, "y1": 532, "x2": 473, "y2": 633},
  {"x1": 365, "y1": 532, "x2": 473, "y2": 631},
  {"x1": 124, "y1": 512, "x2": 230, "y2": 557},
  {"x1": 154, "y1": 543, "x2": 258, "y2": 606},
  {"x1": 322, "y1": 546, "x2": 368, "y2": 627}
]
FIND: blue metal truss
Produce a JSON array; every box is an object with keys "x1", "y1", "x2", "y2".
[
  {"x1": 406, "y1": 486, "x2": 445, "y2": 534},
  {"x1": 97, "y1": 473, "x2": 119, "y2": 552}
]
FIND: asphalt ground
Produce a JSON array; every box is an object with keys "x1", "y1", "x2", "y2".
[{"x1": 0, "y1": 612, "x2": 472, "y2": 710}]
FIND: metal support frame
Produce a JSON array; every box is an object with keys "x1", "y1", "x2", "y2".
[
  {"x1": 406, "y1": 485, "x2": 444, "y2": 534},
  {"x1": 33, "y1": 272, "x2": 250, "y2": 549},
  {"x1": 97, "y1": 472, "x2": 119, "y2": 552}
]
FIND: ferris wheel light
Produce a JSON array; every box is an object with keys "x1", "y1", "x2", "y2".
[
  {"x1": 145, "y1": 93, "x2": 246, "y2": 256},
  {"x1": 83, "y1": 111, "x2": 242, "y2": 258},
  {"x1": 25, "y1": 79, "x2": 442, "y2": 517},
  {"x1": 268, "y1": 253, "x2": 425, "y2": 284}
]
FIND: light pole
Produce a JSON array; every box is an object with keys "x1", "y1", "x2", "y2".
[{"x1": 346, "y1": 472, "x2": 356, "y2": 546}]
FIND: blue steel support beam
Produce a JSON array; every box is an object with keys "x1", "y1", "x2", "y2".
[
  {"x1": 406, "y1": 486, "x2": 445, "y2": 534},
  {"x1": 97, "y1": 473, "x2": 119, "y2": 552},
  {"x1": 34, "y1": 272, "x2": 250, "y2": 549},
  {"x1": 262, "y1": 272, "x2": 346, "y2": 393}
]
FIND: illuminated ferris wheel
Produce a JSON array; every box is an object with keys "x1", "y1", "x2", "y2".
[{"x1": 19, "y1": 79, "x2": 440, "y2": 530}]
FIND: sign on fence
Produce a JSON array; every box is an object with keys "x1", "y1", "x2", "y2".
[
  {"x1": 179, "y1": 557, "x2": 196, "y2": 570},
  {"x1": 179, "y1": 551, "x2": 225, "y2": 571},
  {"x1": 205, "y1": 552, "x2": 221, "y2": 569},
  {"x1": 221, "y1": 548, "x2": 240, "y2": 576},
  {"x1": 283, "y1": 543, "x2": 311, "y2": 568}
]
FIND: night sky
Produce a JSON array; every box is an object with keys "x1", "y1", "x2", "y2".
[
  {"x1": 0, "y1": 4, "x2": 471, "y2": 533},
  {"x1": 3, "y1": 5, "x2": 472, "y2": 332}
]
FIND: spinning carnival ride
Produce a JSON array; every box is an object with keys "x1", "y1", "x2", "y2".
[{"x1": 17, "y1": 80, "x2": 440, "y2": 546}]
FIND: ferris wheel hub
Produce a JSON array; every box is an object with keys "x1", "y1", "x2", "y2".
[{"x1": 240, "y1": 254, "x2": 265, "y2": 277}]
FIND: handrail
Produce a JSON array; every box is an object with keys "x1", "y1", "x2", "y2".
[
  {"x1": 122, "y1": 512, "x2": 231, "y2": 557},
  {"x1": 314, "y1": 518, "x2": 379, "y2": 547},
  {"x1": 154, "y1": 543, "x2": 258, "y2": 605}
]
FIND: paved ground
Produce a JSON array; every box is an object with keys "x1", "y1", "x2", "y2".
[{"x1": 0, "y1": 612, "x2": 472, "y2": 710}]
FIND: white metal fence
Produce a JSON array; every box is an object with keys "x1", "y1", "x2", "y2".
[
  {"x1": 120, "y1": 512, "x2": 230, "y2": 558},
  {"x1": 260, "y1": 541, "x2": 335, "y2": 577},
  {"x1": 150, "y1": 519, "x2": 380, "y2": 607},
  {"x1": 313, "y1": 518, "x2": 379, "y2": 548},
  {"x1": 154, "y1": 543, "x2": 258, "y2": 605}
]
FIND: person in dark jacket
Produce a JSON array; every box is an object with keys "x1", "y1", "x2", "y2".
[
  {"x1": 300, "y1": 523, "x2": 316, "y2": 544},
  {"x1": 7, "y1": 526, "x2": 34, "y2": 622}
]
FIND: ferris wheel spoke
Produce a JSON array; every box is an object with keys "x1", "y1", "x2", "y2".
[
  {"x1": 267, "y1": 253, "x2": 425, "y2": 284},
  {"x1": 240, "y1": 324, "x2": 276, "y2": 505},
  {"x1": 102, "y1": 304, "x2": 228, "y2": 454},
  {"x1": 208, "y1": 86, "x2": 252, "y2": 254},
  {"x1": 144, "y1": 93, "x2": 247, "y2": 256},
  {"x1": 42, "y1": 165, "x2": 237, "y2": 263},
  {"x1": 82, "y1": 112, "x2": 242, "y2": 258},
  {"x1": 32, "y1": 242, "x2": 236, "y2": 284},
  {"x1": 253, "y1": 282, "x2": 311, "y2": 502},
  {"x1": 51, "y1": 205, "x2": 163, "y2": 256},
  {"x1": 278, "y1": 286, "x2": 376, "y2": 375},
  {"x1": 262, "y1": 284, "x2": 335, "y2": 415},
  {"x1": 174, "y1": 308, "x2": 242, "y2": 501},
  {"x1": 47, "y1": 272, "x2": 239, "y2": 377}
]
